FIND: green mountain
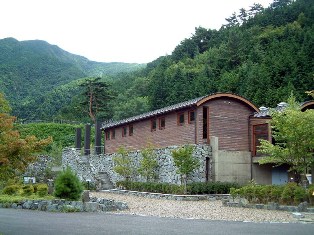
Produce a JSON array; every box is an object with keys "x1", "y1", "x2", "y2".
[
  {"x1": 102, "y1": 0, "x2": 314, "y2": 122},
  {"x1": 1, "y1": 0, "x2": 313, "y2": 123},
  {"x1": 0, "y1": 37, "x2": 144, "y2": 120}
]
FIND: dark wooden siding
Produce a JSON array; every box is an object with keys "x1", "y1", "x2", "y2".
[
  {"x1": 206, "y1": 97, "x2": 254, "y2": 151},
  {"x1": 104, "y1": 108, "x2": 196, "y2": 153}
]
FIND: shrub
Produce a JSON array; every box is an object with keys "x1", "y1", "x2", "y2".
[
  {"x1": 308, "y1": 185, "x2": 314, "y2": 205},
  {"x1": 54, "y1": 167, "x2": 83, "y2": 200},
  {"x1": 270, "y1": 185, "x2": 284, "y2": 202},
  {"x1": 294, "y1": 186, "x2": 307, "y2": 204},
  {"x1": 22, "y1": 184, "x2": 34, "y2": 196},
  {"x1": 281, "y1": 182, "x2": 298, "y2": 205},
  {"x1": 36, "y1": 184, "x2": 48, "y2": 197},
  {"x1": 2, "y1": 184, "x2": 22, "y2": 195}
]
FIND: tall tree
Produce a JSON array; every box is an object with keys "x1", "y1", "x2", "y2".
[
  {"x1": 79, "y1": 77, "x2": 114, "y2": 122},
  {"x1": 0, "y1": 93, "x2": 52, "y2": 181},
  {"x1": 258, "y1": 95, "x2": 314, "y2": 183}
]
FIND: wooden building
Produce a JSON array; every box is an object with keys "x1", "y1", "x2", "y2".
[
  {"x1": 101, "y1": 93, "x2": 314, "y2": 185},
  {"x1": 102, "y1": 93, "x2": 258, "y2": 154}
]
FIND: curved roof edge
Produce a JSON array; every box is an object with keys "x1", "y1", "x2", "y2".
[
  {"x1": 196, "y1": 93, "x2": 259, "y2": 112},
  {"x1": 102, "y1": 93, "x2": 258, "y2": 130},
  {"x1": 301, "y1": 100, "x2": 314, "y2": 111}
]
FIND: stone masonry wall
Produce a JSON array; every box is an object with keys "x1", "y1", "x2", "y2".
[{"x1": 62, "y1": 144, "x2": 212, "y2": 187}]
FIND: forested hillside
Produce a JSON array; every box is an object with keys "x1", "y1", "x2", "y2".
[
  {"x1": 0, "y1": 38, "x2": 144, "y2": 120},
  {"x1": 145, "y1": 0, "x2": 314, "y2": 111},
  {"x1": 1, "y1": 0, "x2": 313, "y2": 123}
]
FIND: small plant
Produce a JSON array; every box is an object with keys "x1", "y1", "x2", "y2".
[
  {"x1": 172, "y1": 145, "x2": 199, "y2": 194},
  {"x1": 294, "y1": 186, "x2": 307, "y2": 204},
  {"x1": 113, "y1": 146, "x2": 135, "y2": 182},
  {"x1": 60, "y1": 205, "x2": 81, "y2": 213},
  {"x1": 22, "y1": 184, "x2": 34, "y2": 196},
  {"x1": 36, "y1": 184, "x2": 48, "y2": 197},
  {"x1": 2, "y1": 184, "x2": 22, "y2": 195},
  {"x1": 281, "y1": 182, "x2": 297, "y2": 205},
  {"x1": 54, "y1": 167, "x2": 83, "y2": 200},
  {"x1": 138, "y1": 144, "x2": 159, "y2": 182},
  {"x1": 308, "y1": 185, "x2": 314, "y2": 205}
]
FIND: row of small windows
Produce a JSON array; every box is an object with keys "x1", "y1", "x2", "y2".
[
  {"x1": 105, "y1": 110, "x2": 195, "y2": 140},
  {"x1": 105, "y1": 125, "x2": 133, "y2": 140},
  {"x1": 178, "y1": 110, "x2": 195, "y2": 125}
]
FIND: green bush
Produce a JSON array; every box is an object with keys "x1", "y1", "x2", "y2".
[
  {"x1": 308, "y1": 185, "x2": 314, "y2": 205},
  {"x1": 281, "y1": 182, "x2": 298, "y2": 205},
  {"x1": 36, "y1": 184, "x2": 48, "y2": 197},
  {"x1": 294, "y1": 186, "x2": 307, "y2": 204},
  {"x1": 54, "y1": 167, "x2": 83, "y2": 200},
  {"x1": 22, "y1": 184, "x2": 34, "y2": 196},
  {"x1": 187, "y1": 182, "x2": 239, "y2": 195},
  {"x1": 2, "y1": 184, "x2": 22, "y2": 195}
]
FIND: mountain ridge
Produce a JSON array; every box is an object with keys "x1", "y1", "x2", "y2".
[{"x1": 0, "y1": 37, "x2": 145, "y2": 119}]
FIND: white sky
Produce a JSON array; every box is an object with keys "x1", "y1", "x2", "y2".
[{"x1": 0, "y1": 0, "x2": 274, "y2": 63}]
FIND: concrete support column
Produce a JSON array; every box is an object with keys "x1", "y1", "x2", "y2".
[
  {"x1": 75, "y1": 128, "x2": 82, "y2": 150},
  {"x1": 95, "y1": 121, "x2": 102, "y2": 155},
  {"x1": 84, "y1": 124, "x2": 91, "y2": 155},
  {"x1": 210, "y1": 136, "x2": 219, "y2": 182}
]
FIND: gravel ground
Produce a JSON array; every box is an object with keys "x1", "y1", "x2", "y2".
[{"x1": 90, "y1": 192, "x2": 296, "y2": 223}]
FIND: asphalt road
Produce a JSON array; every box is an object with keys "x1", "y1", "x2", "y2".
[{"x1": 0, "y1": 208, "x2": 313, "y2": 235}]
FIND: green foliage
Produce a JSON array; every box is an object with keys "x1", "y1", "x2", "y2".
[
  {"x1": 15, "y1": 122, "x2": 83, "y2": 158},
  {"x1": 188, "y1": 182, "x2": 240, "y2": 195},
  {"x1": 113, "y1": 147, "x2": 134, "y2": 181},
  {"x1": 0, "y1": 38, "x2": 144, "y2": 121},
  {"x1": 79, "y1": 77, "x2": 114, "y2": 122},
  {"x1": 233, "y1": 182, "x2": 312, "y2": 205},
  {"x1": 308, "y1": 185, "x2": 314, "y2": 205},
  {"x1": 2, "y1": 184, "x2": 22, "y2": 195},
  {"x1": 172, "y1": 145, "x2": 199, "y2": 193},
  {"x1": 116, "y1": 181, "x2": 184, "y2": 195},
  {"x1": 258, "y1": 95, "x2": 314, "y2": 177},
  {"x1": 116, "y1": 181, "x2": 238, "y2": 195},
  {"x1": 36, "y1": 184, "x2": 48, "y2": 197},
  {"x1": 138, "y1": 144, "x2": 159, "y2": 182},
  {"x1": 54, "y1": 167, "x2": 83, "y2": 201},
  {"x1": 22, "y1": 184, "x2": 34, "y2": 196},
  {"x1": 0, "y1": 96, "x2": 52, "y2": 181}
]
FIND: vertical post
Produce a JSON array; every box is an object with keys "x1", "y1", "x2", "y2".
[
  {"x1": 95, "y1": 121, "x2": 102, "y2": 155},
  {"x1": 210, "y1": 136, "x2": 219, "y2": 182},
  {"x1": 84, "y1": 124, "x2": 91, "y2": 155},
  {"x1": 75, "y1": 128, "x2": 82, "y2": 150}
]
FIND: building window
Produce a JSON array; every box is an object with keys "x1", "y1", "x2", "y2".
[
  {"x1": 105, "y1": 131, "x2": 110, "y2": 140},
  {"x1": 159, "y1": 117, "x2": 165, "y2": 130},
  {"x1": 253, "y1": 123, "x2": 269, "y2": 156},
  {"x1": 111, "y1": 129, "x2": 115, "y2": 139},
  {"x1": 122, "y1": 126, "x2": 127, "y2": 137},
  {"x1": 188, "y1": 110, "x2": 195, "y2": 123},
  {"x1": 151, "y1": 119, "x2": 157, "y2": 132},
  {"x1": 177, "y1": 112, "x2": 185, "y2": 125},
  {"x1": 129, "y1": 125, "x2": 133, "y2": 136}
]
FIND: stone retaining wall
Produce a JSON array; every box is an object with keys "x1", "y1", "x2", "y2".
[
  {"x1": 0, "y1": 198, "x2": 128, "y2": 212},
  {"x1": 223, "y1": 198, "x2": 314, "y2": 213},
  {"x1": 99, "y1": 189, "x2": 229, "y2": 201},
  {"x1": 62, "y1": 144, "x2": 212, "y2": 187}
]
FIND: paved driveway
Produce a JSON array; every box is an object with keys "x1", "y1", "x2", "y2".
[{"x1": 0, "y1": 208, "x2": 313, "y2": 235}]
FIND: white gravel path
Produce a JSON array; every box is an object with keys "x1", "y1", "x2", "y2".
[{"x1": 91, "y1": 192, "x2": 296, "y2": 223}]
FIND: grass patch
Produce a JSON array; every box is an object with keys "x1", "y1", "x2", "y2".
[{"x1": 0, "y1": 194, "x2": 54, "y2": 204}]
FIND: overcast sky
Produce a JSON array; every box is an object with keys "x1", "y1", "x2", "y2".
[{"x1": 0, "y1": 0, "x2": 274, "y2": 63}]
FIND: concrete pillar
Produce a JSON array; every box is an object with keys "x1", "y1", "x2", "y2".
[
  {"x1": 210, "y1": 136, "x2": 219, "y2": 182},
  {"x1": 95, "y1": 121, "x2": 102, "y2": 155},
  {"x1": 75, "y1": 128, "x2": 82, "y2": 150},
  {"x1": 84, "y1": 124, "x2": 91, "y2": 155}
]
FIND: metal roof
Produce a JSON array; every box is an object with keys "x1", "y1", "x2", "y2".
[{"x1": 101, "y1": 96, "x2": 205, "y2": 130}]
